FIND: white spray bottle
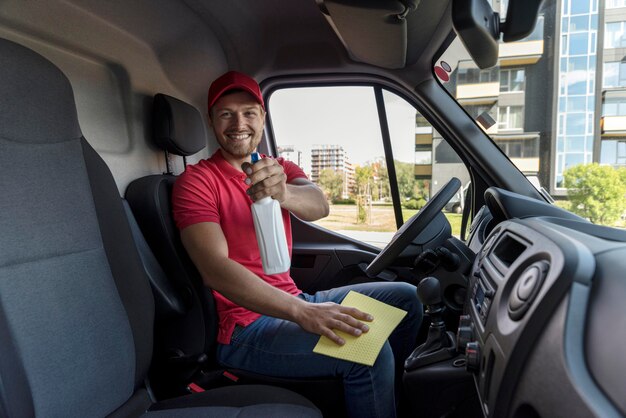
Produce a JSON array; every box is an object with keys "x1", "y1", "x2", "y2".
[{"x1": 250, "y1": 152, "x2": 291, "y2": 275}]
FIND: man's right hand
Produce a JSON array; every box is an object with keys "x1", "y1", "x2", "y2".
[{"x1": 293, "y1": 301, "x2": 373, "y2": 345}]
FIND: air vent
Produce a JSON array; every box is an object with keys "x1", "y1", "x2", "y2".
[{"x1": 508, "y1": 260, "x2": 549, "y2": 320}]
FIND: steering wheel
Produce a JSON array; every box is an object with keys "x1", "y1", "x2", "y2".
[{"x1": 365, "y1": 177, "x2": 462, "y2": 277}]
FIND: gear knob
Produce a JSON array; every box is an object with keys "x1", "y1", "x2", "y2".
[{"x1": 417, "y1": 276, "x2": 441, "y2": 306}]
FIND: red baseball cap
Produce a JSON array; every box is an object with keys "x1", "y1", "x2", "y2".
[{"x1": 207, "y1": 70, "x2": 265, "y2": 112}]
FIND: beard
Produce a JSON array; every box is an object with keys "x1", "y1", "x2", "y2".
[{"x1": 216, "y1": 132, "x2": 262, "y2": 159}]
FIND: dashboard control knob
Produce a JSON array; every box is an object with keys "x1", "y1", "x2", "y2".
[
  {"x1": 456, "y1": 315, "x2": 474, "y2": 352},
  {"x1": 465, "y1": 341, "x2": 481, "y2": 373}
]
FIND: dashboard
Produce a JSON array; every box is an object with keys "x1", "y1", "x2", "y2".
[{"x1": 459, "y1": 188, "x2": 626, "y2": 418}]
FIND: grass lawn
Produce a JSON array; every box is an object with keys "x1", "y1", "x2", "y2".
[
  {"x1": 314, "y1": 202, "x2": 625, "y2": 243},
  {"x1": 314, "y1": 204, "x2": 463, "y2": 237}
]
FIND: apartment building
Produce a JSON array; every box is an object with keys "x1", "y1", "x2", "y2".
[
  {"x1": 451, "y1": 8, "x2": 549, "y2": 189},
  {"x1": 426, "y1": 0, "x2": 626, "y2": 196},
  {"x1": 310, "y1": 144, "x2": 355, "y2": 198},
  {"x1": 599, "y1": 0, "x2": 626, "y2": 169}
]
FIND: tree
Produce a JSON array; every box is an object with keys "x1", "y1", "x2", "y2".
[
  {"x1": 395, "y1": 161, "x2": 420, "y2": 200},
  {"x1": 355, "y1": 165, "x2": 374, "y2": 195},
  {"x1": 317, "y1": 168, "x2": 344, "y2": 201},
  {"x1": 564, "y1": 163, "x2": 626, "y2": 225},
  {"x1": 375, "y1": 164, "x2": 390, "y2": 201}
]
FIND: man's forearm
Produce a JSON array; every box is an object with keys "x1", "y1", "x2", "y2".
[
  {"x1": 181, "y1": 222, "x2": 369, "y2": 346},
  {"x1": 200, "y1": 253, "x2": 306, "y2": 321},
  {"x1": 281, "y1": 183, "x2": 329, "y2": 221}
]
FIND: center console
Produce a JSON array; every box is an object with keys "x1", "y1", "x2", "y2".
[{"x1": 403, "y1": 218, "x2": 589, "y2": 418}]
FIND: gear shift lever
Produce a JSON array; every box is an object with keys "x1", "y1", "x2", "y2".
[
  {"x1": 418, "y1": 276, "x2": 444, "y2": 320},
  {"x1": 405, "y1": 277, "x2": 456, "y2": 371}
]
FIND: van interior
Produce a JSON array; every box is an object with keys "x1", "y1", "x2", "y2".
[{"x1": 1, "y1": 1, "x2": 625, "y2": 417}]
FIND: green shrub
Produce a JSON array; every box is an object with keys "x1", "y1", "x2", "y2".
[
  {"x1": 564, "y1": 163, "x2": 626, "y2": 225},
  {"x1": 332, "y1": 198, "x2": 356, "y2": 205},
  {"x1": 403, "y1": 198, "x2": 427, "y2": 210}
]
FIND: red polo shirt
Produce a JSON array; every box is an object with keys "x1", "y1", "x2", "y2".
[{"x1": 172, "y1": 149, "x2": 306, "y2": 344}]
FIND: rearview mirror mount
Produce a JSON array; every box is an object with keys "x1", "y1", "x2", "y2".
[{"x1": 452, "y1": 0, "x2": 543, "y2": 69}]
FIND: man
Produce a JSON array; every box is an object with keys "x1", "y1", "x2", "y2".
[{"x1": 172, "y1": 70, "x2": 422, "y2": 418}]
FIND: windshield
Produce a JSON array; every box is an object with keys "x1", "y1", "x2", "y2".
[{"x1": 436, "y1": 0, "x2": 626, "y2": 228}]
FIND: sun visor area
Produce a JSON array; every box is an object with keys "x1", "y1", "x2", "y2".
[{"x1": 317, "y1": 0, "x2": 418, "y2": 69}]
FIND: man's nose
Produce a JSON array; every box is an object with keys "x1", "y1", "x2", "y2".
[{"x1": 232, "y1": 112, "x2": 246, "y2": 127}]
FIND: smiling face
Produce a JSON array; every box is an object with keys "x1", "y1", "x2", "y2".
[{"x1": 209, "y1": 90, "x2": 266, "y2": 165}]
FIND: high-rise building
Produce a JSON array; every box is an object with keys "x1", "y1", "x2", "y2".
[
  {"x1": 450, "y1": 3, "x2": 548, "y2": 189},
  {"x1": 430, "y1": 0, "x2": 626, "y2": 196},
  {"x1": 598, "y1": 0, "x2": 626, "y2": 169},
  {"x1": 551, "y1": 0, "x2": 602, "y2": 192},
  {"x1": 428, "y1": 0, "x2": 626, "y2": 196},
  {"x1": 310, "y1": 144, "x2": 355, "y2": 198}
]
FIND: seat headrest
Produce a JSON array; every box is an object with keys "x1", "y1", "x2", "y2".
[
  {"x1": 153, "y1": 94, "x2": 206, "y2": 156},
  {"x1": 0, "y1": 38, "x2": 82, "y2": 143}
]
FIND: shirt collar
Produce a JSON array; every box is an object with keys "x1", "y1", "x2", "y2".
[{"x1": 211, "y1": 148, "x2": 247, "y2": 180}]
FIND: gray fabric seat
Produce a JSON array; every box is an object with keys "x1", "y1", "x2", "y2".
[{"x1": 0, "y1": 37, "x2": 321, "y2": 418}]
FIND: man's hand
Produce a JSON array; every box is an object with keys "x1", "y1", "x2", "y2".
[
  {"x1": 293, "y1": 301, "x2": 374, "y2": 346},
  {"x1": 242, "y1": 155, "x2": 328, "y2": 221},
  {"x1": 241, "y1": 157, "x2": 288, "y2": 203}
]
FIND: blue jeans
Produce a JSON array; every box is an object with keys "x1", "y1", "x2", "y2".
[{"x1": 217, "y1": 281, "x2": 422, "y2": 418}]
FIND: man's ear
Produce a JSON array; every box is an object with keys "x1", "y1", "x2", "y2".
[{"x1": 207, "y1": 112, "x2": 214, "y2": 128}]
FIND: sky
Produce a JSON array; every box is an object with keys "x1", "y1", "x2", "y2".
[{"x1": 268, "y1": 86, "x2": 418, "y2": 174}]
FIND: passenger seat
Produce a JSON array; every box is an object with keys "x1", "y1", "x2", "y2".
[{"x1": 0, "y1": 37, "x2": 321, "y2": 418}]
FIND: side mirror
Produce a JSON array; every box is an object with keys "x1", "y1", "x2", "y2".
[{"x1": 452, "y1": 0, "x2": 543, "y2": 69}]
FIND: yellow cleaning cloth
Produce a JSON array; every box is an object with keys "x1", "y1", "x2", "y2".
[{"x1": 313, "y1": 291, "x2": 407, "y2": 366}]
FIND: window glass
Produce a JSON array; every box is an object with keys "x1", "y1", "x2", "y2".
[
  {"x1": 569, "y1": 33, "x2": 589, "y2": 55},
  {"x1": 607, "y1": 0, "x2": 626, "y2": 8},
  {"x1": 571, "y1": 0, "x2": 590, "y2": 15},
  {"x1": 606, "y1": 63, "x2": 626, "y2": 89},
  {"x1": 570, "y1": 15, "x2": 589, "y2": 32},
  {"x1": 603, "y1": 61, "x2": 619, "y2": 87},
  {"x1": 566, "y1": 113, "x2": 586, "y2": 134},
  {"x1": 458, "y1": 67, "x2": 498, "y2": 84},
  {"x1": 568, "y1": 136, "x2": 586, "y2": 152},
  {"x1": 269, "y1": 86, "x2": 468, "y2": 246},
  {"x1": 603, "y1": 97, "x2": 626, "y2": 115},
  {"x1": 497, "y1": 106, "x2": 524, "y2": 130},
  {"x1": 567, "y1": 96, "x2": 587, "y2": 111},
  {"x1": 605, "y1": 21, "x2": 626, "y2": 48},
  {"x1": 500, "y1": 68, "x2": 525, "y2": 92},
  {"x1": 618, "y1": 141, "x2": 626, "y2": 163}
]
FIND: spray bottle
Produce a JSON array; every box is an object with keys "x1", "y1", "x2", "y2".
[{"x1": 250, "y1": 152, "x2": 291, "y2": 275}]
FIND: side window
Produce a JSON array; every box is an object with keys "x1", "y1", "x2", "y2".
[{"x1": 268, "y1": 86, "x2": 469, "y2": 247}]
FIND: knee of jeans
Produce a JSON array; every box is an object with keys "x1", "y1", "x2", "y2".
[
  {"x1": 344, "y1": 342, "x2": 394, "y2": 380},
  {"x1": 378, "y1": 342, "x2": 395, "y2": 367},
  {"x1": 371, "y1": 342, "x2": 395, "y2": 380},
  {"x1": 395, "y1": 282, "x2": 422, "y2": 315}
]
